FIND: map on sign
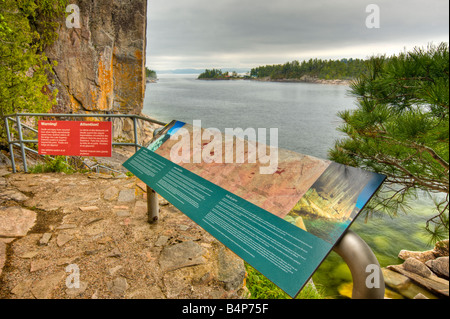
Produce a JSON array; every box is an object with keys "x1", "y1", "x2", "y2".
[
  {"x1": 38, "y1": 121, "x2": 112, "y2": 157},
  {"x1": 123, "y1": 120, "x2": 385, "y2": 298}
]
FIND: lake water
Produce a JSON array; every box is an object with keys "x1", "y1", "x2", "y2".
[
  {"x1": 143, "y1": 74, "x2": 436, "y2": 298},
  {"x1": 143, "y1": 74, "x2": 352, "y2": 159}
]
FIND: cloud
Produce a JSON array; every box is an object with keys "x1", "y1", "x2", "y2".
[{"x1": 146, "y1": 0, "x2": 449, "y2": 70}]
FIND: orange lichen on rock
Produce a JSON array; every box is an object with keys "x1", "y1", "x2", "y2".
[
  {"x1": 69, "y1": 93, "x2": 82, "y2": 113},
  {"x1": 91, "y1": 50, "x2": 114, "y2": 111},
  {"x1": 134, "y1": 50, "x2": 146, "y2": 96},
  {"x1": 112, "y1": 50, "x2": 146, "y2": 114}
]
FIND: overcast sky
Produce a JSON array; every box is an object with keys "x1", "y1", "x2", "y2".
[{"x1": 146, "y1": 0, "x2": 449, "y2": 71}]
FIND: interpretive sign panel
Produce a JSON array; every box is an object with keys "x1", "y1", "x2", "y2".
[
  {"x1": 38, "y1": 121, "x2": 112, "y2": 157},
  {"x1": 123, "y1": 120, "x2": 385, "y2": 298}
]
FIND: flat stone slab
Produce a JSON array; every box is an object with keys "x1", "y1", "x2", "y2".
[
  {"x1": 0, "y1": 206, "x2": 36, "y2": 238},
  {"x1": 79, "y1": 206, "x2": 99, "y2": 212},
  {"x1": 117, "y1": 189, "x2": 136, "y2": 203},
  {"x1": 107, "y1": 277, "x2": 129, "y2": 295},
  {"x1": 57, "y1": 233, "x2": 74, "y2": 247},
  {"x1": 103, "y1": 186, "x2": 119, "y2": 201},
  {"x1": 388, "y1": 264, "x2": 449, "y2": 298},
  {"x1": 0, "y1": 189, "x2": 29, "y2": 202},
  {"x1": 30, "y1": 271, "x2": 66, "y2": 299},
  {"x1": 159, "y1": 241, "x2": 207, "y2": 272}
]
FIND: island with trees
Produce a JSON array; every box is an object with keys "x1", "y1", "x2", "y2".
[
  {"x1": 145, "y1": 67, "x2": 158, "y2": 83},
  {"x1": 249, "y1": 58, "x2": 366, "y2": 84},
  {"x1": 198, "y1": 58, "x2": 367, "y2": 84},
  {"x1": 198, "y1": 68, "x2": 249, "y2": 80}
]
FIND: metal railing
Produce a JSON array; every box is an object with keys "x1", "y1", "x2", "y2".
[{"x1": 2, "y1": 113, "x2": 166, "y2": 173}]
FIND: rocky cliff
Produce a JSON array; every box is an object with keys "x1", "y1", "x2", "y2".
[{"x1": 46, "y1": 0, "x2": 147, "y2": 115}]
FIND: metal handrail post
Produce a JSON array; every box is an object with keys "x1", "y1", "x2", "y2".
[
  {"x1": 15, "y1": 115, "x2": 27, "y2": 172},
  {"x1": 133, "y1": 116, "x2": 139, "y2": 153},
  {"x1": 4, "y1": 117, "x2": 16, "y2": 173},
  {"x1": 332, "y1": 230, "x2": 385, "y2": 299}
]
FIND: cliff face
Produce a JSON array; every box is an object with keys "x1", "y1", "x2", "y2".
[{"x1": 46, "y1": 0, "x2": 147, "y2": 115}]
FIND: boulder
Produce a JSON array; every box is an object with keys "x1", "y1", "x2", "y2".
[
  {"x1": 398, "y1": 249, "x2": 436, "y2": 263},
  {"x1": 433, "y1": 240, "x2": 449, "y2": 258},
  {"x1": 426, "y1": 257, "x2": 449, "y2": 280},
  {"x1": 403, "y1": 258, "x2": 433, "y2": 278}
]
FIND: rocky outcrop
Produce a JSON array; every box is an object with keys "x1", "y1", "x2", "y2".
[
  {"x1": 46, "y1": 0, "x2": 147, "y2": 115},
  {"x1": 0, "y1": 160, "x2": 248, "y2": 299},
  {"x1": 383, "y1": 240, "x2": 449, "y2": 299}
]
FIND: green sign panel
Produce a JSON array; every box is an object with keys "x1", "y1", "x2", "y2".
[{"x1": 123, "y1": 121, "x2": 385, "y2": 298}]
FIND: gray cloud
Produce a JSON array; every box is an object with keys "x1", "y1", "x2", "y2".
[{"x1": 146, "y1": 0, "x2": 449, "y2": 70}]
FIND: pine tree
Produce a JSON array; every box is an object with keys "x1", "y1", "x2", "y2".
[{"x1": 329, "y1": 43, "x2": 449, "y2": 243}]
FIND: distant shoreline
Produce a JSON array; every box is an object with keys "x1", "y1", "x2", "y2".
[
  {"x1": 251, "y1": 76, "x2": 352, "y2": 86},
  {"x1": 198, "y1": 77, "x2": 353, "y2": 86}
]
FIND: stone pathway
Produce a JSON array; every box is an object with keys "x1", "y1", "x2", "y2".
[{"x1": 0, "y1": 163, "x2": 247, "y2": 299}]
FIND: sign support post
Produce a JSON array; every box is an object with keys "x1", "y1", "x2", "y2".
[
  {"x1": 333, "y1": 230, "x2": 385, "y2": 299},
  {"x1": 147, "y1": 185, "x2": 160, "y2": 223}
]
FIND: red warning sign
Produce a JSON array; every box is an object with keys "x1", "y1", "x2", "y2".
[{"x1": 38, "y1": 121, "x2": 112, "y2": 157}]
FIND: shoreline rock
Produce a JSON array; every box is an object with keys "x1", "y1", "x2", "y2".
[
  {"x1": 198, "y1": 76, "x2": 352, "y2": 85},
  {"x1": 251, "y1": 76, "x2": 352, "y2": 86},
  {"x1": 383, "y1": 239, "x2": 449, "y2": 299}
]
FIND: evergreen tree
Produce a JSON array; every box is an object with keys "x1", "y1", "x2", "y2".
[
  {"x1": 250, "y1": 58, "x2": 366, "y2": 81},
  {"x1": 145, "y1": 67, "x2": 157, "y2": 79},
  {"x1": 329, "y1": 43, "x2": 449, "y2": 242},
  {"x1": 198, "y1": 69, "x2": 224, "y2": 79},
  {"x1": 0, "y1": 0, "x2": 67, "y2": 142}
]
